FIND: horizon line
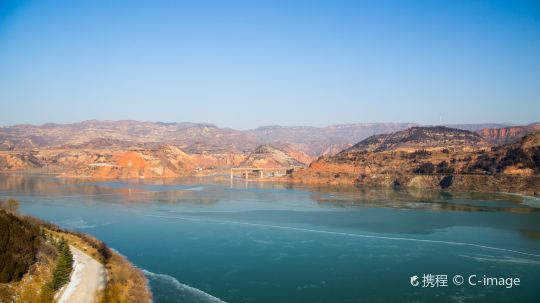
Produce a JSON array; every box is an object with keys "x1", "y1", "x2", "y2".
[{"x1": 1, "y1": 119, "x2": 535, "y2": 130}]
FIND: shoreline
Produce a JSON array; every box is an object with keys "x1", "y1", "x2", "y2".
[{"x1": 2, "y1": 170, "x2": 539, "y2": 200}]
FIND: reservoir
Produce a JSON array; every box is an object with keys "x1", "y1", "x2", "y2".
[{"x1": 2, "y1": 175, "x2": 539, "y2": 302}]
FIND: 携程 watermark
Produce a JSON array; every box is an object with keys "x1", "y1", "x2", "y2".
[{"x1": 410, "y1": 274, "x2": 520, "y2": 288}]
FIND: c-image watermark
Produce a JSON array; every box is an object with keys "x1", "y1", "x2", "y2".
[{"x1": 410, "y1": 274, "x2": 520, "y2": 289}]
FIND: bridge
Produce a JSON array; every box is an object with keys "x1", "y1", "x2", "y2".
[
  {"x1": 88, "y1": 163, "x2": 117, "y2": 167},
  {"x1": 230, "y1": 166, "x2": 303, "y2": 180}
]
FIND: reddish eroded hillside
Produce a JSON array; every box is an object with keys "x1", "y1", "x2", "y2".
[
  {"x1": 116, "y1": 151, "x2": 148, "y2": 168},
  {"x1": 84, "y1": 147, "x2": 223, "y2": 179},
  {"x1": 478, "y1": 123, "x2": 540, "y2": 145},
  {"x1": 0, "y1": 143, "x2": 308, "y2": 179}
]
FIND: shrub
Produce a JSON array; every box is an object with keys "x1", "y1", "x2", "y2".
[
  {"x1": 46, "y1": 239, "x2": 73, "y2": 291},
  {"x1": 439, "y1": 175, "x2": 454, "y2": 189},
  {"x1": 0, "y1": 209, "x2": 40, "y2": 283},
  {"x1": 436, "y1": 161, "x2": 454, "y2": 174},
  {"x1": 413, "y1": 162, "x2": 435, "y2": 174}
]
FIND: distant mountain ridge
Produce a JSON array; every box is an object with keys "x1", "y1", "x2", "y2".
[{"x1": 0, "y1": 120, "x2": 514, "y2": 157}]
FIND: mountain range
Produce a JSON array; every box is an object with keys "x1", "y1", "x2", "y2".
[
  {"x1": 1, "y1": 120, "x2": 539, "y2": 190},
  {"x1": 0, "y1": 120, "x2": 526, "y2": 155}
]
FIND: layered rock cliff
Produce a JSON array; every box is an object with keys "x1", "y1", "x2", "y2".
[{"x1": 478, "y1": 123, "x2": 540, "y2": 145}]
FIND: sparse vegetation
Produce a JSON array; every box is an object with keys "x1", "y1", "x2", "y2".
[
  {"x1": 405, "y1": 149, "x2": 431, "y2": 160},
  {"x1": 468, "y1": 145, "x2": 540, "y2": 174},
  {"x1": 500, "y1": 148, "x2": 537, "y2": 170}
]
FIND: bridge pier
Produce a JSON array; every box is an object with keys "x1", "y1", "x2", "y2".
[{"x1": 229, "y1": 166, "x2": 302, "y2": 181}]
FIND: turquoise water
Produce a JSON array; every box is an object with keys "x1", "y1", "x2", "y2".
[{"x1": 2, "y1": 175, "x2": 540, "y2": 302}]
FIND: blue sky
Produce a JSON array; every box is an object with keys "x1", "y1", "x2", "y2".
[{"x1": 0, "y1": 0, "x2": 539, "y2": 129}]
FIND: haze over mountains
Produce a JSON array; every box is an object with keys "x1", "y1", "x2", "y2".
[{"x1": 0, "y1": 120, "x2": 526, "y2": 156}]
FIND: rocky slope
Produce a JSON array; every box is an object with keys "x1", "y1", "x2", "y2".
[
  {"x1": 478, "y1": 123, "x2": 540, "y2": 145},
  {"x1": 291, "y1": 127, "x2": 540, "y2": 196},
  {"x1": 343, "y1": 126, "x2": 489, "y2": 153},
  {"x1": 466, "y1": 130, "x2": 540, "y2": 176},
  {"x1": 240, "y1": 145, "x2": 305, "y2": 168}
]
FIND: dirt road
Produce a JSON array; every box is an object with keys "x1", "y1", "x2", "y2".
[{"x1": 57, "y1": 245, "x2": 106, "y2": 303}]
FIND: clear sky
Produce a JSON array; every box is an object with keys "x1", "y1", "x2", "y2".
[{"x1": 0, "y1": 0, "x2": 539, "y2": 129}]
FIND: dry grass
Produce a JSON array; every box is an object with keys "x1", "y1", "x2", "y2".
[{"x1": 97, "y1": 252, "x2": 152, "y2": 303}]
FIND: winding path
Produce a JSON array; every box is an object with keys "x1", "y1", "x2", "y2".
[{"x1": 57, "y1": 245, "x2": 107, "y2": 303}]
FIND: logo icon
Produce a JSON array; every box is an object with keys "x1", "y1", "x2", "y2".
[
  {"x1": 453, "y1": 275, "x2": 464, "y2": 286},
  {"x1": 410, "y1": 275, "x2": 419, "y2": 286}
]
